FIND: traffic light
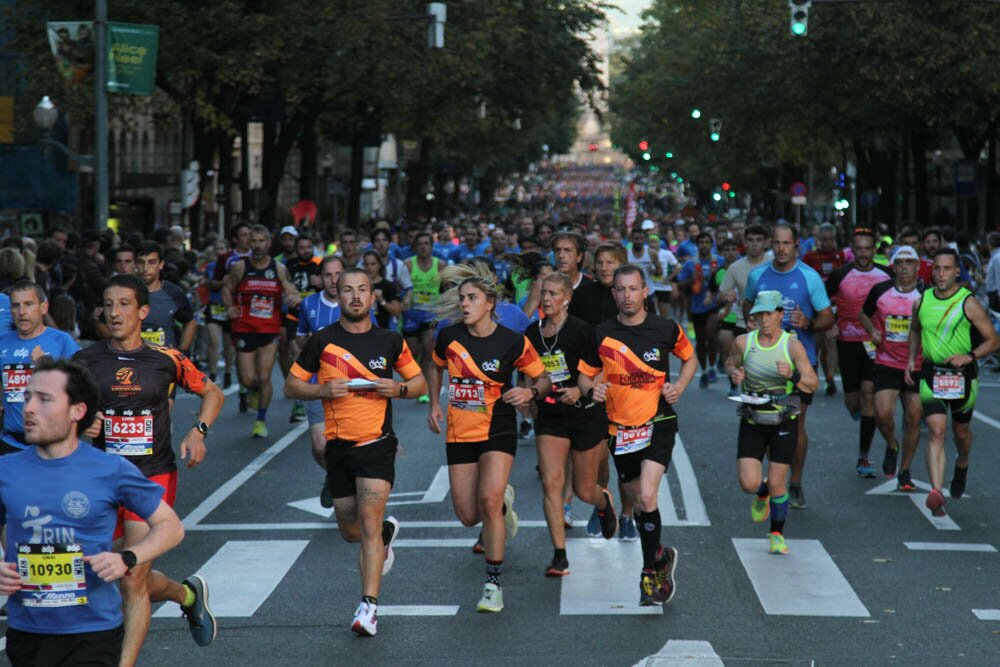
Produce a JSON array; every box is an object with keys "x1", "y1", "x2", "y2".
[
  {"x1": 588, "y1": 143, "x2": 599, "y2": 152},
  {"x1": 642, "y1": 152, "x2": 651, "y2": 161},
  {"x1": 709, "y1": 118, "x2": 722, "y2": 142},
  {"x1": 712, "y1": 192, "x2": 722, "y2": 202},
  {"x1": 638, "y1": 139, "x2": 649, "y2": 151},
  {"x1": 789, "y1": 0, "x2": 811, "y2": 36},
  {"x1": 690, "y1": 108, "x2": 702, "y2": 119},
  {"x1": 721, "y1": 182, "x2": 731, "y2": 192},
  {"x1": 665, "y1": 152, "x2": 673, "y2": 159}
]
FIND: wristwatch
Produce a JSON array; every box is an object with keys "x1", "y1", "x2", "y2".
[
  {"x1": 121, "y1": 550, "x2": 138, "y2": 571},
  {"x1": 193, "y1": 421, "x2": 209, "y2": 436},
  {"x1": 399, "y1": 383, "x2": 408, "y2": 398},
  {"x1": 530, "y1": 387, "x2": 539, "y2": 399}
]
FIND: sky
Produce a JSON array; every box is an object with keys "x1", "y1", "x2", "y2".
[{"x1": 606, "y1": 0, "x2": 651, "y2": 35}]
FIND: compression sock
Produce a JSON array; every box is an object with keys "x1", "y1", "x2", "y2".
[
  {"x1": 860, "y1": 416, "x2": 876, "y2": 457},
  {"x1": 182, "y1": 584, "x2": 196, "y2": 608},
  {"x1": 554, "y1": 548, "x2": 567, "y2": 560},
  {"x1": 635, "y1": 509, "x2": 663, "y2": 570},
  {"x1": 769, "y1": 493, "x2": 789, "y2": 534},
  {"x1": 256, "y1": 408, "x2": 267, "y2": 421},
  {"x1": 362, "y1": 595, "x2": 377, "y2": 606},
  {"x1": 486, "y1": 559, "x2": 503, "y2": 585},
  {"x1": 756, "y1": 481, "x2": 769, "y2": 498},
  {"x1": 381, "y1": 521, "x2": 394, "y2": 546}
]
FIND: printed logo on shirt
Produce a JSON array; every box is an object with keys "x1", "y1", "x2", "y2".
[
  {"x1": 368, "y1": 356, "x2": 387, "y2": 370},
  {"x1": 115, "y1": 367, "x2": 136, "y2": 385},
  {"x1": 642, "y1": 348, "x2": 661, "y2": 362},
  {"x1": 22, "y1": 506, "x2": 75, "y2": 544},
  {"x1": 61, "y1": 492, "x2": 90, "y2": 519},
  {"x1": 265, "y1": 270, "x2": 275, "y2": 279},
  {"x1": 11, "y1": 348, "x2": 29, "y2": 359},
  {"x1": 481, "y1": 359, "x2": 501, "y2": 372}
]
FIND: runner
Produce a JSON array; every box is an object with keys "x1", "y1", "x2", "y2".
[
  {"x1": 711, "y1": 238, "x2": 742, "y2": 397},
  {"x1": 676, "y1": 232, "x2": 723, "y2": 388},
  {"x1": 718, "y1": 224, "x2": 772, "y2": 393},
  {"x1": 403, "y1": 232, "x2": 442, "y2": 404},
  {"x1": 802, "y1": 223, "x2": 846, "y2": 396},
  {"x1": 112, "y1": 244, "x2": 137, "y2": 276},
  {"x1": 578, "y1": 264, "x2": 697, "y2": 606},
  {"x1": 906, "y1": 249, "x2": 999, "y2": 516},
  {"x1": 744, "y1": 223, "x2": 834, "y2": 510},
  {"x1": 223, "y1": 224, "x2": 301, "y2": 438},
  {"x1": 0, "y1": 357, "x2": 185, "y2": 667},
  {"x1": 203, "y1": 238, "x2": 235, "y2": 387},
  {"x1": 858, "y1": 246, "x2": 923, "y2": 489},
  {"x1": 282, "y1": 233, "x2": 322, "y2": 423},
  {"x1": 361, "y1": 250, "x2": 403, "y2": 329},
  {"x1": 285, "y1": 267, "x2": 427, "y2": 637},
  {"x1": 626, "y1": 226, "x2": 662, "y2": 311},
  {"x1": 136, "y1": 241, "x2": 196, "y2": 352},
  {"x1": 427, "y1": 268, "x2": 551, "y2": 612},
  {"x1": 210, "y1": 222, "x2": 252, "y2": 401},
  {"x1": 825, "y1": 229, "x2": 891, "y2": 477},
  {"x1": 0, "y1": 280, "x2": 80, "y2": 456},
  {"x1": 73, "y1": 273, "x2": 224, "y2": 666},
  {"x1": 526, "y1": 273, "x2": 616, "y2": 577},
  {"x1": 726, "y1": 291, "x2": 818, "y2": 554}
]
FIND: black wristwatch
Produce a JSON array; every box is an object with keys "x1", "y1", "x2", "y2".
[
  {"x1": 399, "y1": 383, "x2": 408, "y2": 398},
  {"x1": 193, "y1": 421, "x2": 209, "y2": 436},
  {"x1": 121, "y1": 550, "x2": 138, "y2": 571},
  {"x1": 530, "y1": 387, "x2": 539, "y2": 399}
]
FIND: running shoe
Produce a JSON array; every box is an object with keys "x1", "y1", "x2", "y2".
[
  {"x1": 925, "y1": 489, "x2": 947, "y2": 517},
  {"x1": 518, "y1": 420, "x2": 533, "y2": 439},
  {"x1": 699, "y1": 373, "x2": 709, "y2": 389},
  {"x1": 597, "y1": 489, "x2": 618, "y2": 539},
  {"x1": 706, "y1": 368, "x2": 719, "y2": 384},
  {"x1": 856, "y1": 458, "x2": 876, "y2": 478},
  {"x1": 251, "y1": 420, "x2": 268, "y2": 438},
  {"x1": 351, "y1": 600, "x2": 377, "y2": 636},
  {"x1": 654, "y1": 546, "x2": 678, "y2": 605},
  {"x1": 417, "y1": 394, "x2": 430, "y2": 404},
  {"x1": 382, "y1": 516, "x2": 400, "y2": 576},
  {"x1": 248, "y1": 389, "x2": 259, "y2": 411},
  {"x1": 180, "y1": 575, "x2": 217, "y2": 647},
  {"x1": 472, "y1": 532, "x2": 484, "y2": 554},
  {"x1": 545, "y1": 553, "x2": 570, "y2": 577},
  {"x1": 586, "y1": 507, "x2": 601, "y2": 537},
  {"x1": 950, "y1": 464, "x2": 968, "y2": 500},
  {"x1": 319, "y1": 478, "x2": 334, "y2": 509},
  {"x1": 618, "y1": 515, "x2": 639, "y2": 542},
  {"x1": 882, "y1": 445, "x2": 899, "y2": 477},
  {"x1": 768, "y1": 532, "x2": 789, "y2": 555},
  {"x1": 751, "y1": 494, "x2": 770, "y2": 523},
  {"x1": 289, "y1": 403, "x2": 306, "y2": 423},
  {"x1": 563, "y1": 503, "x2": 573, "y2": 529},
  {"x1": 503, "y1": 484, "x2": 518, "y2": 539},
  {"x1": 238, "y1": 389, "x2": 248, "y2": 413},
  {"x1": 223, "y1": 372, "x2": 232, "y2": 389},
  {"x1": 788, "y1": 484, "x2": 806, "y2": 509},
  {"x1": 476, "y1": 583, "x2": 504, "y2": 612},
  {"x1": 825, "y1": 380, "x2": 837, "y2": 396},
  {"x1": 727, "y1": 385, "x2": 741, "y2": 398},
  {"x1": 639, "y1": 571, "x2": 661, "y2": 606},
  {"x1": 897, "y1": 469, "x2": 916, "y2": 491}
]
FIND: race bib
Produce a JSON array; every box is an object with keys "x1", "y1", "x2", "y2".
[
  {"x1": 448, "y1": 378, "x2": 487, "y2": 412},
  {"x1": 140, "y1": 329, "x2": 166, "y2": 346},
  {"x1": 415, "y1": 291, "x2": 434, "y2": 306},
  {"x1": 884, "y1": 315, "x2": 910, "y2": 343},
  {"x1": 862, "y1": 341, "x2": 877, "y2": 360},
  {"x1": 931, "y1": 369, "x2": 964, "y2": 400},
  {"x1": 17, "y1": 543, "x2": 87, "y2": 607},
  {"x1": 540, "y1": 353, "x2": 570, "y2": 384},
  {"x1": 614, "y1": 423, "x2": 653, "y2": 456},
  {"x1": 104, "y1": 412, "x2": 154, "y2": 456},
  {"x1": 209, "y1": 303, "x2": 228, "y2": 321},
  {"x1": 249, "y1": 295, "x2": 274, "y2": 319},
  {"x1": 2, "y1": 363, "x2": 31, "y2": 404}
]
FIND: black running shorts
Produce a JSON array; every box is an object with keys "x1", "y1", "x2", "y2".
[
  {"x1": 6, "y1": 625, "x2": 124, "y2": 667},
  {"x1": 872, "y1": 364, "x2": 917, "y2": 394},
  {"x1": 610, "y1": 418, "x2": 677, "y2": 483},
  {"x1": 534, "y1": 406, "x2": 608, "y2": 452},
  {"x1": 837, "y1": 340, "x2": 874, "y2": 393},
  {"x1": 324, "y1": 436, "x2": 398, "y2": 498},
  {"x1": 446, "y1": 436, "x2": 518, "y2": 465},
  {"x1": 736, "y1": 418, "x2": 797, "y2": 464}
]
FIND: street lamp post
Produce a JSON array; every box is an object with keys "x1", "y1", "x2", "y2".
[
  {"x1": 34, "y1": 97, "x2": 95, "y2": 167},
  {"x1": 95, "y1": 0, "x2": 109, "y2": 231}
]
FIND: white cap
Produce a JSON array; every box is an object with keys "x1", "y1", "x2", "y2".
[
  {"x1": 641, "y1": 219, "x2": 656, "y2": 231},
  {"x1": 279, "y1": 225, "x2": 299, "y2": 237},
  {"x1": 890, "y1": 245, "x2": 919, "y2": 263}
]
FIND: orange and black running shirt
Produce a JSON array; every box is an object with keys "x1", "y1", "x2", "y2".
[
  {"x1": 290, "y1": 322, "x2": 421, "y2": 444},
  {"x1": 579, "y1": 314, "x2": 694, "y2": 434},
  {"x1": 72, "y1": 342, "x2": 208, "y2": 476},
  {"x1": 433, "y1": 322, "x2": 546, "y2": 443}
]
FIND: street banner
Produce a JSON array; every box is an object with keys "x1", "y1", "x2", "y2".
[
  {"x1": 46, "y1": 21, "x2": 95, "y2": 85},
  {"x1": 107, "y1": 22, "x2": 159, "y2": 96}
]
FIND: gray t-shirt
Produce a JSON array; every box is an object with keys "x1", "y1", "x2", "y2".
[
  {"x1": 141, "y1": 280, "x2": 193, "y2": 348},
  {"x1": 718, "y1": 253, "x2": 772, "y2": 328}
]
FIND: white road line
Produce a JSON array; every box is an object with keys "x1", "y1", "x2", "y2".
[
  {"x1": 632, "y1": 640, "x2": 723, "y2": 667},
  {"x1": 394, "y1": 539, "x2": 475, "y2": 548},
  {"x1": 732, "y1": 538, "x2": 869, "y2": 617},
  {"x1": 904, "y1": 542, "x2": 996, "y2": 552},
  {"x1": 154, "y1": 540, "x2": 308, "y2": 618},
  {"x1": 559, "y1": 538, "x2": 662, "y2": 615},
  {"x1": 906, "y1": 495, "x2": 961, "y2": 530},
  {"x1": 289, "y1": 465, "x2": 451, "y2": 517},
  {"x1": 972, "y1": 609, "x2": 1000, "y2": 621},
  {"x1": 973, "y1": 411, "x2": 1000, "y2": 430},
  {"x1": 181, "y1": 423, "x2": 308, "y2": 528},
  {"x1": 671, "y1": 435, "x2": 710, "y2": 526},
  {"x1": 379, "y1": 605, "x2": 459, "y2": 616},
  {"x1": 188, "y1": 519, "x2": 558, "y2": 531}
]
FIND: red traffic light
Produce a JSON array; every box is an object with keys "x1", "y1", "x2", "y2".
[
  {"x1": 638, "y1": 140, "x2": 649, "y2": 151},
  {"x1": 721, "y1": 181, "x2": 731, "y2": 191},
  {"x1": 588, "y1": 143, "x2": 599, "y2": 152}
]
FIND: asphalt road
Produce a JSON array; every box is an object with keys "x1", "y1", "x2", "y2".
[{"x1": 12, "y1": 366, "x2": 1000, "y2": 666}]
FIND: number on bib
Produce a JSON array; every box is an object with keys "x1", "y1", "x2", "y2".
[
  {"x1": 104, "y1": 415, "x2": 154, "y2": 456},
  {"x1": 2, "y1": 363, "x2": 31, "y2": 403},
  {"x1": 448, "y1": 379, "x2": 487, "y2": 412},
  {"x1": 931, "y1": 370, "x2": 964, "y2": 400},
  {"x1": 540, "y1": 353, "x2": 570, "y2": 384},
  {"x1": 614, "y1": 424, "x2": 653, "y2": 456},
  {"x1": 16, "y1": 543, "x2": 88, "y2": 607}
]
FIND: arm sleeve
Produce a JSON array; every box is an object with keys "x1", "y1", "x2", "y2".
[
  {"x1": 170, "y1": 350, "x2": 208, "y2": 394},
  {"x1": 671, "y1": 322, "x2": 695, "y2": 362},
  {"x1": 807, "y1": 268, "x2": 832, "y2": 311},
  {"x1": 290, "y1": 332, "x2": 322, "y2": 381},
  {"x1": 394, "y1": 338, "x2": 422, "y2": 379},
  {"x1": 863, "y1": 280, "x2": 890, "y2": 317},
  {"x1": 62, "y1": 334, "x2": 82, "y2": 357},
  {"x1": 116, "y1": 459, "x2": 167, "y2": 520},
  {"x1": 515, "y1": 336, "x2": 546, "y2": 376},
  {"x1": 296, "y1": 297, "x2": 312, "y2": 337},
  {"x1": 170, "y1": 284, "x2": 194, "y2": 325},
  {"x1": 744, "y1": 266, "x2": 761, "y2": 304}
]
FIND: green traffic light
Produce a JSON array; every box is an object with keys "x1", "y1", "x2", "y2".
[
  {"x1": 642, "y1": 152, "x2": 651, "y2": 160},
  {"x1": 728, "y1": 191, "x2": 736, "y2": 198},
  {"x1": 676, "y1": 177, "x2": 684, "y2": 183},
  {"x1": 665, "y1": 152, "x2": 673, "y2": 159},
  {"x1": 691, "y1": 109, "x2": 701, "y2": 119},
  {"x1": 791, "y1": 22, "x2": 807, "y2": 35},
  {"x1": 710, "y1": 133, "x2": 720, "y2": 142}
]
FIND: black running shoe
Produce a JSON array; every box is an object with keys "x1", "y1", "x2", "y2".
[
  {"x1": 897, "y1": 469, "x2": 916, "y2": 491},
  {"x1": 223, "y1": 372, "x2": 232, "y2": 389},
  {"x1": 788, "y1": 484, "x2": 806, "y2": 509},
  {"x1": 882, "y1": 445, "x2": 899, "y2": 477},
  {"x1": 238, "y1": 390, "x2": 248, "y2": 413},
  {"x1": 825, "y1": 381, "x2": 837, "y2": 396},
  {"x1": 950, "y1": 464, "x2": 968, "y2": 500},
  {"x1": 319, "y1": 478, "x2": 334, "y2": 508},
  {"x1": 597, "y1": 489, "x2": 618, "y2": 539},
  {"x1": 545, "y1": 553, "x2": 570, "y2": 577}
]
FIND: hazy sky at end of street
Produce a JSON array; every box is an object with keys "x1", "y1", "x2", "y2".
[{"x1": 607, "y1": 0, "x2": 651, "y2": 34}]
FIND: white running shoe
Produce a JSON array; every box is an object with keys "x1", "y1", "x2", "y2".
[
  {"x1": 503, "y1": 484, "x2": 518, "y2": 539},
  {"x1": 351, "y1": 600, "x2": 377, "y2": 636},
  {"x1": 476, "y1": 583, "x2": 504, "y2": 613},
  {"x1": 382, "y1": 516, "x2": 400, "y2": 576}
]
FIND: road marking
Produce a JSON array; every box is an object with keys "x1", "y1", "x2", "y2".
[
  {"x1": 866, "y1": 477, "x2": 963, "y2": 530},
  {"x1": 289, "y1": 465, "x2": 451, "y2": 518},
  {"x1": 189, "y1": 519, "x2": 566, "y2": 532},
  {"x1": 181, "y1": 424, "x2": 308, "y2": 528},
  {"x1": 379, "y1": 605, "x2": 459, "y2": 616},
  {"x1": 632, "y1": 640, "x2": 723, "y2": 667},
  {"x1": 395, "y1": 539, "x2": 475, "y2": 548},
  {"x1": 559, "y1": 538, "x2": 662, "y2": 615},
  {"x1": 659, "y1": 435, "x2": 711, "y2": 526},
  {"x1": 973, "y1": 411, "x2": 1000, "y2": 430},
  {"x1": 972, "y1": 609, "x2": 1000, "y2": 621},
  {"x1": 154, "y1": 540, "x2": 308, "y2": 618},
  {"x1": 906, "y1": 495, "x2": 961, "y2": 530},
  {"x1": 904, "y1": 542, "x2": 996, "y2": 552},
  {"x1": 732, "y1": 538, "x2": 869, "y2": 617}
]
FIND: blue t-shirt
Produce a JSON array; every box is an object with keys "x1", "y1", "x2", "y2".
[
  {"x1": 745, "y1": 260, "x2": 831, "y2": 365},
  {"x1": 432, "y1": 243, "x2": 454, "y2": 262},
  {"x1": 0, "y1": 328, "x2": 80, "y2": 449},
  {"x1": 0, "y1": 294, "x2": 11, "y2": 332},
  {"x1": 675, "y1": 239, "x2": 698, "y2": 261},
  {"x1": 296, "y1": 291, "x2": 343, "y2": 337},
  {"x1": 434, "y1": 301, "x2": 530, "y2": 338},
  {"x1": 0, "y1": 445, "x2": 163, "y2": 634},
  {"x1": 448, "y1": 245, "x2": 480, "y2": 264},
  {"x1": 677, "y1": 255, "x2": 724, "y2": 314}
]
